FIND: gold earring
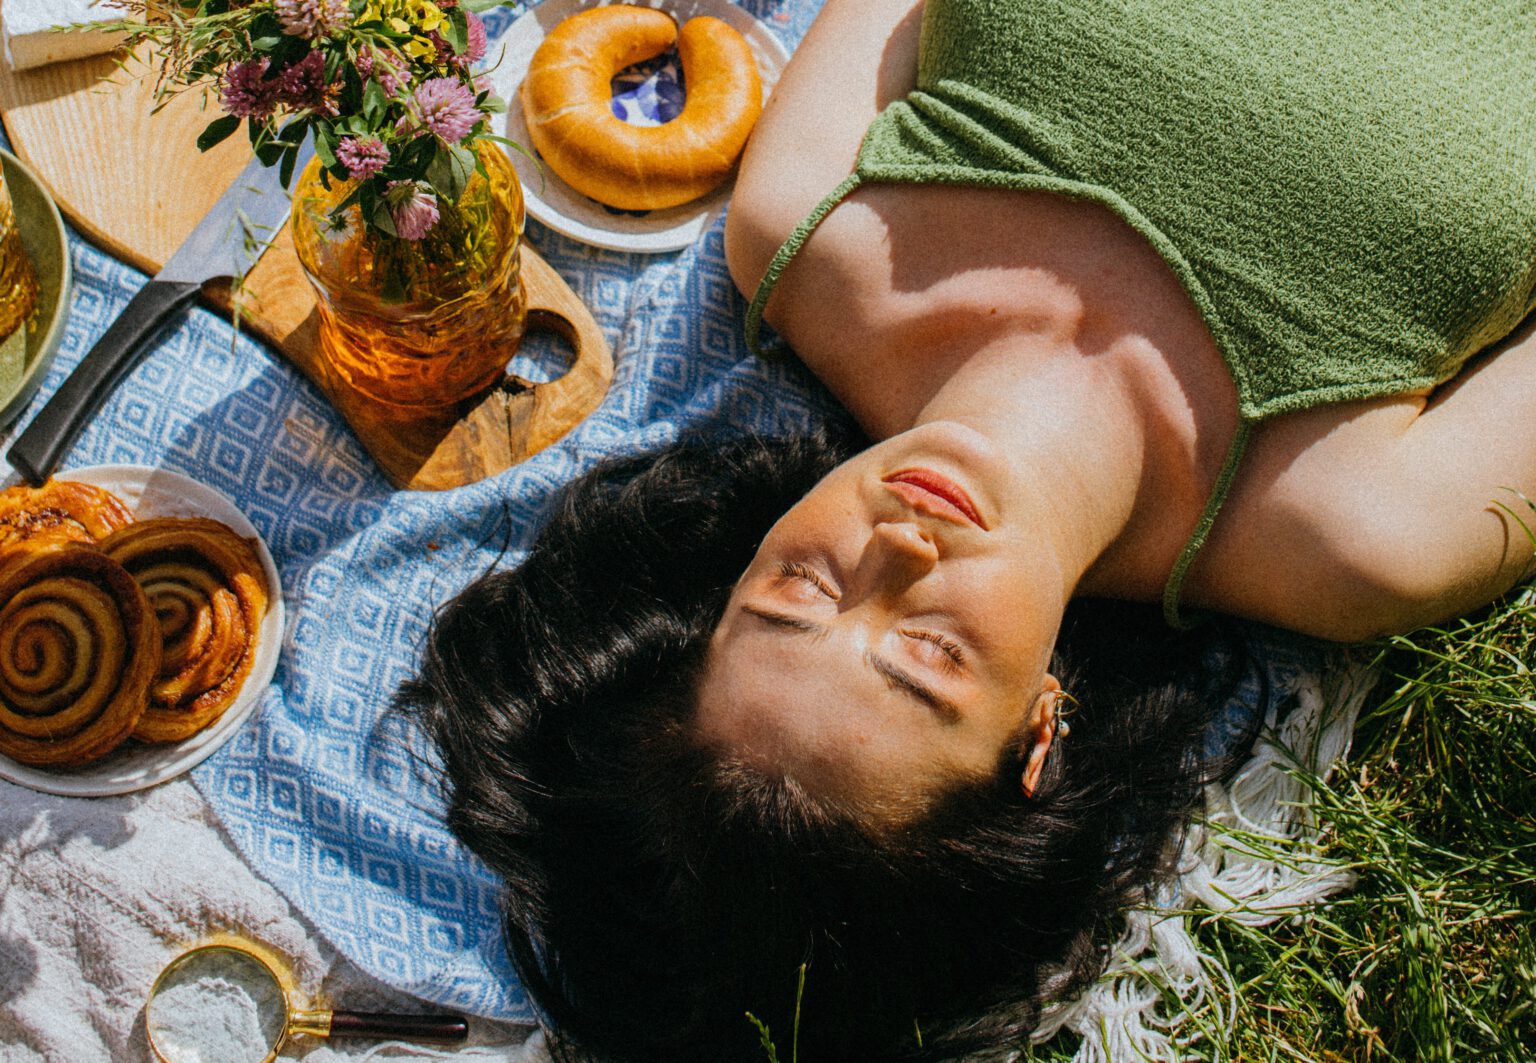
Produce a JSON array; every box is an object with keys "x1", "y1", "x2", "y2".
[{"x1": 1053, "y1": 690, "x2": 1077, "y2": 740}]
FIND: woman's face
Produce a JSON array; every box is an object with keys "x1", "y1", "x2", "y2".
[{"x1": 696, "y1": 422, "x2": 1066, "y2": 819}]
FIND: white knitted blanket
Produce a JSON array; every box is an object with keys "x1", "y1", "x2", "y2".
[{"x1": 0, "y1": 777, "x2": 540, "y2": 1062}]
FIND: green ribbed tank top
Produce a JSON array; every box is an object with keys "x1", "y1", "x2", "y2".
[{"x1": 746, "y1": 0, "x2": 1536, "y2": 626}]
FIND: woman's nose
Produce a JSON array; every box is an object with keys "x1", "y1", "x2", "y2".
[{"x1": 861, "y1": 521, "x2": 939, "y2": 586}]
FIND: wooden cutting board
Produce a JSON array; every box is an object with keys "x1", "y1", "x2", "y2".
[{"x1": 0, "y1": 48, "x2": 614, "y2": 490}]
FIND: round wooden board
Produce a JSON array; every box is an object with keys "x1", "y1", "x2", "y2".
[{"x1": 0, "y1": 48, "x2": 613, "y2": 490}]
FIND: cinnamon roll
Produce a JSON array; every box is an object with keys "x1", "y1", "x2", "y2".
[
  {"x1": 100, "y1": 518, "x2": 270, "y2": 743},
  {"x1": 0, "y1": 480, "x2": 136, "y2": 549},
  {"x1": 0, "y1": 541, "x2": 160, "y2": 767}
]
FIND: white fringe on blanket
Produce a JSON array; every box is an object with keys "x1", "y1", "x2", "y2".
[{"x1": 1029, "y1": 658, "x2": 1379, "y2": 1062}]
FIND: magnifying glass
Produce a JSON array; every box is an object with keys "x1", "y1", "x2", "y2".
[{"x1": 146, "y1": 941, "x2": 469, "y2": 1063}]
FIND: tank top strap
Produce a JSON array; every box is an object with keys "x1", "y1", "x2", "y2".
[
  {"x1": 1162, "y1": 420, "x2": 1254, "y2": 629},
  {"x1": 744, "y1": 173, "x2": 865, "y2": 358},
  {"x1": 744, "y1": 168, "x2": 1252, "y2": 631}
]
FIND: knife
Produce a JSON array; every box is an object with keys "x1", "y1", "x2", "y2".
[{"x1": 7, "y1": 139, "x2": 315, "y2": 485}]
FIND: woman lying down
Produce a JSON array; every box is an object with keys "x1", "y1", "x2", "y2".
[{"x1": 399, "y1": 1, "x2": 1536, "y2": 1059}]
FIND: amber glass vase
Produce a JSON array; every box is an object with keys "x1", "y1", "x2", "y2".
[{"x1": 290, "y1": 143, "x2": 527, "y2": 408}]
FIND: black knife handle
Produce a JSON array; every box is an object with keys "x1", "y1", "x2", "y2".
[{"x1": 7, "y1": 278, "x2": 203, "y2": 485}]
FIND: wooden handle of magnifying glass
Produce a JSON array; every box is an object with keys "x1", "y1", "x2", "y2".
[{"x1": 327, "y1": 1010, "x2": 469, "y2": 1042}]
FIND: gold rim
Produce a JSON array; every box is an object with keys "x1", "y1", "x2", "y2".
[{"x1": 145, "y1": 942, "x2": 292, "y2": 1063}]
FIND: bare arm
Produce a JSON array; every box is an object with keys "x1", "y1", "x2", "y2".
[
  {"x1": 723, "y1": 0, "x2": 924, "y2": 307},
  {"x1": 1193, "y1": 314, "x2": 1536, "y2": 641}
]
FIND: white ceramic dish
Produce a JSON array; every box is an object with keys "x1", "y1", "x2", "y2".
[
  {"x1": 0, "y1": 466, "x2": 285, "y2": 797},
  {"x1": 487, "y1": 0, "x2": 792, "y2": 253}
]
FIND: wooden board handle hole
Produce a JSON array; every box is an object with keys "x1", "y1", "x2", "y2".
[{"x1": 506, "y1": 308, "x2": 578, "y2": 388}]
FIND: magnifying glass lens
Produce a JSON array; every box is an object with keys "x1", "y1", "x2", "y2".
[{"x1": 147, "y1": 947, "x2": 287, "y2": 1063}]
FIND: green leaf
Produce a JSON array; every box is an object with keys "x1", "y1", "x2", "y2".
[
  {"x1": 277, "y1": 117, "x2": 309, "y2": 148},
  {"x1": 461, "y1": 0, "x2": 503, "y2": 12},
  {"x1": 340, "y1": 64, "x2": 364, "y2": 111},
  {"x1": 266, "y1": 33, "x2": 308, "y2": 70},
  {"x1": 255, "y1": 139, "x2": 285, "y2": 167},
  {"x1": 427, "y1": 142, "x2": 477, "y2": 204},
  {"x1": 444, "y1": 8, "x2": 468, "y2": 54},
  {"x1": 363, "y1": 80, "x2": 388, "y2": 122},
  {"x1": 312, "y1": 129, "x2": 338, "y2": 171},
  {"x1": 196, "y1": 114, "x2": 241, "y2": 152},
  {"x1": 370, "y1": 198, "x2": 399, "y2": 238},
  {"x1": 250, "y1": 36, "x2": 281, "y2": 50},
  {"x1": 279, "y1": 143, "x2": 299, "y2": 188},
  {"x1": 401, "y1": 135, "x2": 436, "y2": 176},
  {"x1": 250, "y1": 11, "x2": 283, "y2": 35}
]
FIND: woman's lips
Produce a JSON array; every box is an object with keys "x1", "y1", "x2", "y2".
[{"x1": 881, "y1": 468, "x2": 988, "y2": 529}]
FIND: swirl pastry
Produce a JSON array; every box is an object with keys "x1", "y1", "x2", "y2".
[
  {"x1": 100, "y1": 518, "x2": 269, "y2": 743},
  {"x1": 0, "y1": 480, "x2": 135, "y2": 550},
  {"x1": 0, "y1": 541, "x2": 160, "y2": 767}
]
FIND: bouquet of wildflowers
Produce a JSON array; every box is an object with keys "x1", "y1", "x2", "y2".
[{"x1": 107, "y1": 0, "x2": 506, "y2": 240}]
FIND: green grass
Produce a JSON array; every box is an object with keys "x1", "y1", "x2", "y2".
[
  {"x1": 755, "y1": 575, "x2": 1536, "y2": 1062},
  {"x1": 1030, "y1": 582, "x2": 1536, "y2": 1062},
  {"x1": 747, "y1": 964, "x2": 806, "y2": 1063}
]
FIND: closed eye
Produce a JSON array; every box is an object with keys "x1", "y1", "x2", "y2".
[
  {"x1": 777, "y1": 560, "x2": 839, "y2": 600},
  {"x1": 901, "y1": 628, "x2": 966, "y2": 674}
]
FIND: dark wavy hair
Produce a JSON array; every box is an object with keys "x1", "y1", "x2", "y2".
[{"x1": 397, "y1": 430, "x2": 1248, "y2": 1063}]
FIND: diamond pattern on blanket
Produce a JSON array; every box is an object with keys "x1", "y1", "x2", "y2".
[
  {"x1": 0, "y1": 1, "x2": 827, "y2": 1021},
  {"x1": 0, "y1": 0, "x2": 1273, "y2": 1024}
]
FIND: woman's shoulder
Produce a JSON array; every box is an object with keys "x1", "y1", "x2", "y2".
[{"x1": 736, "y1": 178, "x2": 1237, "y2": 434}]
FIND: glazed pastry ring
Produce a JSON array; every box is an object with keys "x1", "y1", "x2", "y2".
[{"x1": 520, "y1": 4, "x2": 764, "y2": 211}]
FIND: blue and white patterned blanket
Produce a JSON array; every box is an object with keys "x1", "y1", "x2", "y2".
[{"x1": 2, "y1": 0, "x2": 1314, "y2": 1022}]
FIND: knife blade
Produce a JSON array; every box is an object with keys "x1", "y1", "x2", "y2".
[{"x1": 6, "y1": 138, "x2": 315, "y2": 485}]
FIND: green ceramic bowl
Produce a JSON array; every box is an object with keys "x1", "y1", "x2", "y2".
[{"x1": 0, "y1": 147, "x2": 72, "y2": 431}]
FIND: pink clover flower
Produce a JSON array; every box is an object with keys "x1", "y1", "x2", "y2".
[
  {"x1": 387, "y1": 181, "x2": 440, "y2": 240},
  {"x1": 336, "y1": 136, "x2": 390, "y2": 181},
  {"x1": 411, "y1": 77, "x2": 481, "y2": 144}
]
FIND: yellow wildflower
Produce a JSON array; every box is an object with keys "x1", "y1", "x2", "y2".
[{"x1": 358, "y1": 0, "x2": 447, "y2": 37}]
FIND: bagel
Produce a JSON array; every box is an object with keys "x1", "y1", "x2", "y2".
[{"x1": 521, "y1": 4, "x2": 763, "y2": 211}]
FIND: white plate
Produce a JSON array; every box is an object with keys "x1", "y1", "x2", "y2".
[
  {"x1": 487, "y1": 0, "x2": 792, "y2": 253},
  {"x1": 0, "y1": 466, "x2": 285, "y2": 797}
]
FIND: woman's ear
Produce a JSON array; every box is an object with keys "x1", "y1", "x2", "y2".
[{"x1": 1021, "y1": 673, "x2": 1062, "y2": 798}]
